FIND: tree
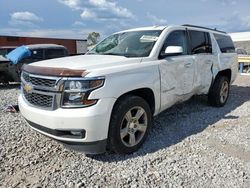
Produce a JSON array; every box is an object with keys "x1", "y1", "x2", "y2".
[{"x1": 87, "y1": 32, "x2": 100, "y2": 47}]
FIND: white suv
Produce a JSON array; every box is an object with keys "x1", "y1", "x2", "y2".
[{"x1": 19, "y1": 25, "x2": 238, "y2": 154}]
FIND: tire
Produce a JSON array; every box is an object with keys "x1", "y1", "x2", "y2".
[
  {"x1": 108, "y1": 95, "x2": 152, "y2": 154},
  {"x1": 208, "y1": 76, "x2": 230, "y2": 107}
]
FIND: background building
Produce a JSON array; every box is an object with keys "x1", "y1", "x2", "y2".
[
  {"x1": 0, "y1": 35, "x2": 87, "y2": 55},
  {"x1": 230, "y1": 32, "x2": 250, "y2": 52}
]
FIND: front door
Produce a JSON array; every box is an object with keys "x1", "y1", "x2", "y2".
[{"x1": 159, "y1": 30, "x2": 195, "y2": 111}]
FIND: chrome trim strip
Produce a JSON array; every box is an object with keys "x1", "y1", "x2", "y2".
[{"x1": 22, "y1": 71, "x2": 63, "y2": 92}]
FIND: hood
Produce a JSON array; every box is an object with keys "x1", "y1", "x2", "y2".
[
  {"x1": 31, "y1": 55, "x2": 142, "y2": 71},
  {"x1": 0, "y1": 55, "x2": 9, "y2": 63}
]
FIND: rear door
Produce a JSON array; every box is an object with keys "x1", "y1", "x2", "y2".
[
  {"x1": 159, "y1": 30, "x2": 195, "y2": 110},
  {"x1": 188, "y1": 30, "x2": 214, "y2": 94}
]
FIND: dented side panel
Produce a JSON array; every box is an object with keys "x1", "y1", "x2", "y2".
[{"x1": 159, "y1": 55, "x2": 195, "y2": 112}]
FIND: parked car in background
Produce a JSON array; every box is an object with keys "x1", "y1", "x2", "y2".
[
  {"x1": 0, "y1": 55, "x2": 11, "y2": 83},
  {"x1": 236, "y1": 48, "x2": 250, "y2": 73},
  {"x1": 236, "y1": 48, "x2": 248, "y2": 56},
  {"x1": 0, "y1": 44, "x2": 68, "y2": 83}
]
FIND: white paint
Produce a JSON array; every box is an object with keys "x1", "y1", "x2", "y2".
[{"x1": 164, "y1": 46, "x2": 183, "y2": 54}]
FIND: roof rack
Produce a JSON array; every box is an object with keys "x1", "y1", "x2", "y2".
[{"x1": 182, "y1": 24, "x2": 226, "y2": 34}]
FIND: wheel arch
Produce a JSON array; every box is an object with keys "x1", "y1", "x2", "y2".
[
  {"x1": 215, "y1": 69, "x2": 232, "y2": 82},
  {"x1": 113, "y1": 88, "x2": 156, "y2": 115},
  {"x1": 0, "y1": 71, "x2": 14, "y2": 83}
]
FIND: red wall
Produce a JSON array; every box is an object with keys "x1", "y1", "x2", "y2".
[{"x1": 0, "y1": 36, "x2": 85, "y2": 55}]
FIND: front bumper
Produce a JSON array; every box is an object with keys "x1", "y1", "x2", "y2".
[
  {"x1": 19, "y1": 95, "x2": 116, "y2": 153},
  {"x1": 27, "y1": 120, "x2": 107, "y2": 154}
]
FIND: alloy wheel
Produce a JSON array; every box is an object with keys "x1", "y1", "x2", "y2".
[{"x1": 120, "y1": 106, "x2": 148, "y2": 147}]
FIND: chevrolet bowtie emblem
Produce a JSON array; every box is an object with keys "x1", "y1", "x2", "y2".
[{"x1": 24, "y1": 83, "x2": 33, "y2": 93}]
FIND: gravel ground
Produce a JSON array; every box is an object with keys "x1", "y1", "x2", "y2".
[{"x1": 0, "y1": 75, "x2": 250, "y2": 187}]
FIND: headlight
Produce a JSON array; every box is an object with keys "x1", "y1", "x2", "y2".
[{"x1": 62, "y1": 78, "x2": 104, "y2": 108}]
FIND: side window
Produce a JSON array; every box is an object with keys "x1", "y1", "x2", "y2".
[
  {"x1": 161, "y1": 30, "x2": 188, "y2": 55},
  {"x1": 45, "y1": 49, "x2": 66, "y2": 59},
  {"x1": 214, "y1": 34, "x2": 235, "y2": 53},
  {"x1": 31, "y1": 49, "x2": 43, "y2": 59},
  {"x1": 189, "y1": 30, "x2": 212, "y2": 54}
]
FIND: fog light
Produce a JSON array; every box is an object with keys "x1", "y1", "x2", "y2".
[{"x1": 70, "y1": 130, "x2": 85, "y2": 138}]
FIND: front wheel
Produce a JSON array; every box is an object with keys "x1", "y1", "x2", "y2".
[
  {"x1": 208, "y1": 76, "x2": 230, "y2": 107},
  {"x1": 108, "y1": 95, "x2": 152, "y2": 154}
]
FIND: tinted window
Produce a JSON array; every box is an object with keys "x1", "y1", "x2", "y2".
[
  {"x1": 31, "y1": 49, "x2": 43, "y2": 59},
  {"x1": 7, "y1": 48, "x2": 15, "y2": 53},
  {"x1": 161, "y1": 30, "x2": 188, "y2": 55},
  {"x1": 214, "y1": 34, "x2": 235, "y2": 53},
  {"x1": 0, "y1": 49, "x2": 7, "y2": 56},
  {"x1": 189, "y1": 30, "x2": 212, "y2": 54},
  {"x1": 45, "y1": 49, "x2": 66, "y2": 59},
  {"x1": 0, "y1": 49, "x2": 14, "y2": 56}
]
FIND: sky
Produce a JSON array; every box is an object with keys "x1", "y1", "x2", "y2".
[{"x1": 1, "y1": 0, "x2": 250, "y2": 39}]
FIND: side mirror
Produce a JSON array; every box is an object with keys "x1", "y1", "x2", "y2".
[
  {"x1": 159, "y1": 46, "x2": 184, "y2": 59},
  {"x1": 165, "y1": 46, "x2": 183, "y2": 55}
]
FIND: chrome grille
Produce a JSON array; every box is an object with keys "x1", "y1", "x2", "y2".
[
  {"x1": 23, "y1": 72, "x2": 57, "y2": 87},
  {"x1": 23, "y1": 89, "x2": 53, "y2": 108},
  {"x1": 21, "y1": 72, "x2": 61, "y2": 110}
]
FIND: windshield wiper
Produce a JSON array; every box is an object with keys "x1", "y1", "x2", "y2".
[
  {"x1": 123, "y1": 54, "x2": 140, "y2": 57},
  {"x1": 87, "y1": 52, "x2": 98, "y2": 55},
  {"x1": 101, "y1": 52, "x2": 123, "y2": 56}
]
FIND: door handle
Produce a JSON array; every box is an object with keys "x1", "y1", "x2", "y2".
[{"x1": 184, "y1": 63, "x2": 192, "y2": 68}]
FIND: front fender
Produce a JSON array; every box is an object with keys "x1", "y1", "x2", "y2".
[{"x1": 89, "y1": 64, "x2": 161, "y2": 115}]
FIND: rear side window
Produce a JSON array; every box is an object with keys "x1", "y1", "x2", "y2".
[
  {"x1": 189, "y1": 30, "x2": 212, "y2": 54},
  {"x1": 45, "y1": 49, "x2": 66, "y2": 59},
  {"x1": 214, "y1": 34, "x2": 235, "y2": 53}
]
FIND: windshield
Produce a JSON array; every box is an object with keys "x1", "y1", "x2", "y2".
[{"x1": 89, "y1": 30, "x2": 162, "y2": 57}]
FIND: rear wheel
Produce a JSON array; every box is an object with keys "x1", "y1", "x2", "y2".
[
  {"x1": 208, "y1": 76, "x2": 230, "y2": 107},
  {"x1": 108, "y1": 95, "x2": 152, "y2": 154}
]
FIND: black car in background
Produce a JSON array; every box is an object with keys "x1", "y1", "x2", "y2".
[{"x1": 0, "y1": 44, "x2": 68, "y2": 83}]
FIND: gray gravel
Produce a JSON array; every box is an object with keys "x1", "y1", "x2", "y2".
[{"x1": 0, "y1": 75, "x2": 250, "y2": 187}]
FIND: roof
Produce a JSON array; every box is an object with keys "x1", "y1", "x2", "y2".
[
  {"x1": 229, "y1": 32, "x2": 250, "y2": 42},
  {"x1": 116, "y1": 26, "x2": 167, "y2": 33},
  {"x1": 115, "y1": 25, "x2": 228, "y2": 35},
  {"x1": 26, "y1": 44, "x2": 66, "y2": 50},
  {"x1": 182, "y1": 24, "x2": 226, "y2": 34}
]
